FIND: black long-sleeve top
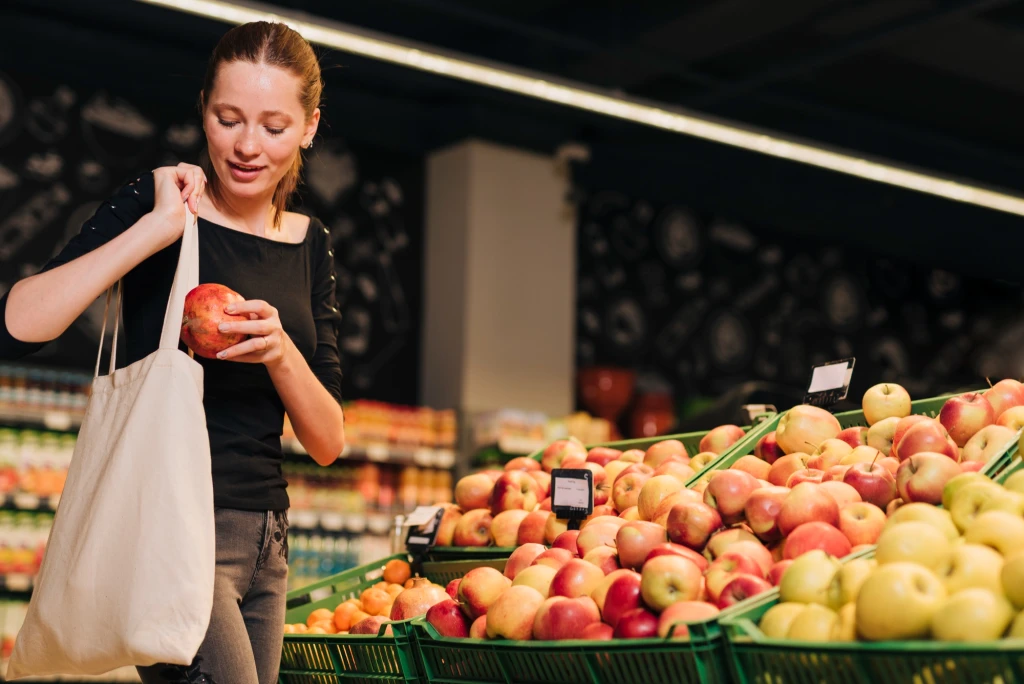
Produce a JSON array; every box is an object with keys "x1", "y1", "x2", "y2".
[{"x1": 0, "y1": 172, "x2": 342, "y2": 511}]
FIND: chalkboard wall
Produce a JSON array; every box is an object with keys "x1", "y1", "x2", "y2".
[{"x1": 0, "y1": 67, "x2": 424, "y2": 405}]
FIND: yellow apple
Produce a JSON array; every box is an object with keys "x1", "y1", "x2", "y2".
[
  {"x1": 1004, "y1": 469, "x2": 1024, "y2": 495},
  {"x1": 949, "y1": 481, "x2": 1006, "y2": 532},
  {"x1": 786, "y1": 604, "x2": 839, "y2": 642},
  {"x1": 931, "y1": 588, "x2": 1014, "y2": 641},
  {"x1": 942, "y1": 472, "x2": 991, "y2": 510},
  {"x1": 979, "y1": 490, "x2": 1024, "y2": 517},
  {"x1": 862, "y1": 383, "x2": 912, "y2": 426},
  {"x1": 885, "y1": 502, "x2": 959, "y2": 541},
  {"x1": 833, "y1": 603, "x2": 857, "y2": 641},
  {"x1": 934, "y1": 543, "x2": 1004, "y2": 596},
  {"x1": 875, "y1": 521, "x2": 952, "y2": 570},
  {"x1": 758, "y1": 602, "x2": 807, "y2": 639},
  {"x1": 964, "y1": 511, "x2": 1024, "y2": 557},
  {"x1": 1010, "y1": 610, "x2": 1024, "y2": 638},
  {"x1": 856, "y1": 562, "x2": 946, "y2": 640},
  {"x1": 779, "y1": 550, "x2": 842, "y2": 609},
  {"x1": 838, "y1": 558, "x2": 876, "y2": 605},
  {"x1": 1001, "y1": 550, "x2": 1024, "y2": 609}
]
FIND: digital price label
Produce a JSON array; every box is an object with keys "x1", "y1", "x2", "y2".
[
  {"x1": 803, "y1": 358, "x2": 856, "y2": 409},
  {"x1": 404, "y1": 506, "x2": 444, "y2": 553},
  {"x1": 551, "y1": 468, "x2": 593, "y2": 527}
]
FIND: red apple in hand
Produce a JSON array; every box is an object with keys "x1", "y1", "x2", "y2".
[
  {"x1": 704, "y1": 469, "x2": 761, "y2": 524},
  {"x1": 838, "y1": 501, "x2": 885, "y2": 546},
  {"x1": 782, "y1": 521, "x2": 852, "y2": 560},
  {"x1": 777, "y1": 482, "x2": 839, "y2": 536},
  {"x1": 836, "y1": 426, "x2": 869, "y2": 449},
  {"x1": 755, "y1": 431, "x2": 785, "y2": 464},
  {"x1": 699, "y1": 425, "x2": 746, "y2": 455},
  {"x1": 842, "y1": 460, "x2": 897, "y2": 509},
  {"x1": 613, "y1": 607, "x2": 659, "y2": 639},
  {"x1": 717, "y1": 574, "x2": 773, "y2": 608},
  {"x1": 940, "y1": 393, "x2": 994, "y2": 447},
  {"x1": 667, "y1": 501, "x2": 723, "y2": 550},
  {"x1": 743, "y1": 486, "x2": 790, "y2": 542},
  {"x1": 896, "y1": 451, "x2": 963, "y2": 504}
]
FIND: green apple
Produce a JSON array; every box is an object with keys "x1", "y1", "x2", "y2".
[
  {"x1": 779, "y1": 550, "x2": 842, "y2": 609},
  {"x1": 964, "y1": 511, "x2": 1024, "y2": 557},
  {"x1": 786, "y1": 604, "x2": 839, "y2": 642},
  {"x1": 833, "y1": 602, "x2": 857, "y2": 641},
  {"x1": 942, "y1": 472, "x2": 991, "y2": 510},
  {"x1": 931, "y1": 588, "x2": 1014, "y2": 641},
  {"x1": 949, "y1": 482, "x2": 1005, "y2": 532},
  {"x1": 875, "y1": 521, "x2": 952, "y2": 570},
  {"x1": 1004, "y1": 469, "x2": 1024, "y2": 495},
  {"x1": 758, "y1": 602, "x2": 807, "y2": 639},
  {"x1": 856, "y1": 562, "x2": 946, "y2": 640},
  {"x1": 934, "y1": 543, "x2": 1004, "y2": 596},
  {"x1": 838, "y1": 558, "x2": 876, "y2": 605},
  {"x1": 885, "y1": 503, "x2": 959, "y2": 541},
  {"x1": 1001, "y1": 549, "x2": 1024, "y2": 609},
  {"x1": 1010, "y1": 610, "x2": 1024, "y2": 638}
]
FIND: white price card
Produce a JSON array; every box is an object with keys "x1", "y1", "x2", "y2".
[
  {"x1": 553, "y1": 477, "x2": 591, "y2": 509},
  {"x1": 403, "y1": 505, "x2": 443, "y2": 528}
]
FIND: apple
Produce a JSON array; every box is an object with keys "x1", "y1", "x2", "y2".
[
  {"x1": 637, "y1": 475, "x2": 685, "y2": 521},
  {"x1": 960, "y1": 461, "x2": 985, "y2": 473},
  {"x1": 838, "y1": 501, "x2": 886, "y2": 547},
  {"x1": 767, "y1": 453, "x2": 812, "y2": 486},
  {"x1": 842, "y1": 460, "x2": 897, "y2": 510},
  {"x1": 640, "y1": 554, "x2": 703, "y2": 611},
  {"x1": 755, "y1": 431, "x2": 786, "y2": 464},
  {"x1": 767, "y1": 560, "x2": 793, "y2": 586},
  {"x1": 350, "y1": 616, "x2": 393, "y2": 636},
  {"x1": 542, "y1": 438, "x2": 587, "y2": 473},
  {"x1": 644, "y1": 440, "x2": 688, "y2": 468},
  {"x1": 1006, "y1": 467, "x2": 1024, "y2": 494},
  {"x1": 612, "y1": 467, "x2": 653, "y2": 512},
  {"x1": 689, "y1": 452, "x2": 718, "y2": 471},
  {"x1": 1001, "y1": 550, "x2": 1024, "y2": 609},
  {"x1": 875, "y1": 520, "x2": 951, "y2": 569},
  {"x1": 657, "y1": 601, "x2": 720, "y2": 639},
  {"x1": 779, "y1": 549, "x2": 842, "y2": 608},
  {"x1": 786, "y1": 604, "x2": 839, "y2": 641},
  {"x1": 469, "y1": 615, "x2": 487, "y2": 639},
  {"x1": 528, "y1": 471, "x2": 551, "y2": 500},
  {"x1": 511, "y1": 564, "x2": 557, "y2": 597},
  {"x1": 962, "y1": 425, "x2": 1017, "y2": 464},
  {"x1": 878, "y1": 457, "x2": 900, "y2": 477},
  {"x1": 426, "y1": 599, "x2": 471, "y2": 638},
  {"x1": 705, "y1": 552, "x2": 764, "y2": 603},
  {"x1": 942, "y1": 472, "x2": 992, "y2": 509},
  {"x1": 505, "y1": 456, "x2": 541, "y2": 472},
  {"x1": 932, "y1": 587, "x2": 1014, "y2": 642},
  {"x1": 859, "y1": 562, "x2": 947, "y2": 640},
  {"x1": 582, "y1": 546, "x2": 621, "y2": 575},
  {"x1": 836, "y1": 426, "x2": 869, "y2": 449},
  {"x1": 446, "y1": 579, "x2": 461, "y2": 600},
  {"x1": 980, "y1": 490, "x2": 1024, "y2": 516},
  {"x1": 866, "y1": 416, "x2": 901, "y2": 455},
  {"x1": 1012, "y1": 612, "x2": 1024, "y2": 639},
  {"x1": 940, "y1": 393, "x2": 995, "y2": 447},
  {"x1": 949, "y1": 481, "x2": 1005, "y2": 532},
  {"x1": 591, "y1": 568, "x2": 640, "y2": 616},
  {"x1": 544, "y1": 515, "x2": 569, "y2": 545},
  {"x1": 651, "y1": 489, "x2": 703, "y2": 526},
  {"x1": 435, "y1": 504, "x2": 463, "y2": 547},
  {"x1": 616, "y1": 521, "x2": 668, "y2": 570},
  {"x1": 776, "y1": 405, "x2": 842, "y2": 455},
  {"x1": 704, "y1": 470, "x2": 761, "y2": 524},
  {"x1": 516, "y1": 511, "x2": 551, "y2": 546},
  {"x1": 653, "y1": 460, "x2": 697, "y2": 484},
  {"x1": 585, "y1": 506, "x2": 617, "y2": 522},
  {"x1": 837, "y1": 557, "x2": 875, "y2": 606},
  {"x1": 717, "y1": 574, "x2": 773, "y2": 609},
  {"x1": 619, "y1": 506, "x2": 641, "y2": 521},
  {"x1": 896, "y1": 452, "x2": 963, "y2": 505},
  {"x1": 667, "y1": 501, "x2": 723, "y2": 550},
  {"x1": 777, "y1": 483, "x2": 839, "y2": 537},
  {"x1": 645, "y1": 543, "x2": 710, "y2": 572},
  {"x1": 744, "y1": 485, "x2": 790, "y2": 541},
  {"x1": 839, "y1": 445, "x2": 885, "y2": 467},
  {"x1": 603, "y1": 460, "x2": 631, "y2": 485},
  {"x1": 705, "y1": 527, "x2": 761, "y2": 560},
  {"x1": 618, "y1": 449, "x2": 646, "y2": 464},
  {"x1": 896, "y1": 421, "x2": 958, "y2": 461},
  {"x1": 612, "y1": 607, "x2": 659, "y2": 639},
  {"x1": 576, "y1": 523, "x2": 621, "y2": 558},
  {"x1": 825, "y1": 464, "x2": 851, "y2": 482},
  {"x1": 453, "y1": 509, "x2": 493, "y2": 547},
  {"x1": 538, "y1": 497, "x2": 553, "y2": 511},
  {"x1": 490, "y1": 509, "x2": 529, "y2": 547},
  {"x1": 818, "y1": 481, "x2": 861, "y2": 508},
  {"x1": 889, "y1": 414, "x2": 932, "y2": 458},
  {"x1": 786, "y1": 469, "x2": 826, "y2": 487},
  {"x1": 532, "y1": 595, "x2": 602, "y2": 641},
  {"x1": 699, "y1": 425, "x2": 746, "y2": 455},
  {"x1": 581, "y1": 622, "x2": 614, "y2": 640},
  {"x1": 532, "y1": 547, "x2": 574, "y2": 571},
  {"x1": 964, "y1": 510, "x2": 1024, "y2": 556},
  {"x1": 807, "y1": 439, "x2": 853, "y2": 470},
  {"x1": 783, "y1": 521, "x2": 852, "y2": 560},
  {"x1": 485, "y1": 585, "x2": 545, "y2": 640},
  {"x1": 600, "y1": 572, "x2": 644, "y2": 628},
  {"x1": 455, "y1": 473, "x2": 494, "y2": 511},
  {"x1": 935, "y1": 543, "x2": 1004, "y2": 596},
  {"x1": 490, "y1": 471, "x2": 541, "y2": 514},
  {"x1": 886, "y1": 502, "x2": 960, "y2": 541},
  {"x1": 863, "y1": 383, "x2": 912, "y2": 426},
  {"x1": 758, "y1": 602, "x2": 806, "y2": 638},
  {"x1": 483, "y1": 470, "x2": 504, "y2": 482},
  {"x1": 458, "y1": 567, "x2": 512, "y2": 621},
  {"x1": 726, "y1": 540, "x2": 774, "y2": 575},
  {"x1": 983, "y1": 379, "x2": 1024, "y2": 417},
  {"x1": 586, "y1": 447, "x2": 621, "y2": 467},
  {"x1": 504, "y1": 542, "x2": 548, "y2": 580}
]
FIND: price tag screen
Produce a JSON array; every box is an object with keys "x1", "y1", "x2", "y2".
[
  {"x1": 550, "y1": 469, "x2": 593, "y2": 520},
  {"x1": 803, "y1": 358, "x2": 856, "y2": 408}
]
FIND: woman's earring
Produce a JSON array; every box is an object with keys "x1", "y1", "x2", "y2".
[{"x1": 303, "y1": 140, "x2": 313, "y2": 150}]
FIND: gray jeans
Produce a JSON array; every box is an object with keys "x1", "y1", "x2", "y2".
[{"x1": 137, "y1": 508, "x2": 289, "y2": 684}]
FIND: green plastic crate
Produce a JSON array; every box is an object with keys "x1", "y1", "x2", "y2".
[
  {"x1": 720, "y1": 589, "x2": 1024, "y2": 684},
  {"x1": 681, "y1": 413, "x2": 782, "y2": 488},
  {"x1": 426, "y1": 547, "x2": 518, "y2": 563},
  {"x1": 280, "y1": 554, "x2": 508, "y2": 684}
]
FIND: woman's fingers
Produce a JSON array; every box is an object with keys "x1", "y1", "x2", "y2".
[
  {"x1": 218, "y1": 319, "x2": 276, "y2": 336},
  {"x1": 217, "y1": 335, "x2": 271, "y2": 360},
  {"x1": 225, "y1": 299, "x2": 276, "y2": 320}
]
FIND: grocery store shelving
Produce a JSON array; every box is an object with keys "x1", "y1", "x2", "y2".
[
  {"x1": 282, "y1": 437, "x2": 456, "y2": 468},
  {"x1": 0, "y1": 493, "x2": 60, "y2": 514},
  {"x1": 0, "y1": 405, "x2": 82, "y2": 432}
]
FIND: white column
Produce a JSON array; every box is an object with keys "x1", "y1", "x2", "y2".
[{"x1": 421, "y1": 139, "x2": 575, "y2": 418}]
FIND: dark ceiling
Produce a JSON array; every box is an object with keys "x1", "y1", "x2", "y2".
[{"x1": 5, "y1": 0, "x2": 1024, "y2": 280}]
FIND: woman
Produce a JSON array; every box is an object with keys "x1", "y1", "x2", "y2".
[{"x1": 0, "y1": 21, "x2": 344, "y2": 684}]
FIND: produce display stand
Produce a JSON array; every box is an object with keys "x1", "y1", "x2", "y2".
[
  {"x1": 279, "y1": 554, "x2": 508, "y2": 684},
  {"x1": 425, "y1": 547, "x2": 518, "y2": 563}
]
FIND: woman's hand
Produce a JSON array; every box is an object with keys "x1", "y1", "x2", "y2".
[
  {"x1": 215, "y1": 299, "x2": 289, "y2": 367},
  {"x1": 151, "y1": 163, "x2": 207, "y2": 247}
]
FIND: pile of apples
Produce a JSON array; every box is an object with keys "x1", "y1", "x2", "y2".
[{"x1": 759, "y1": 467, "x2": 1024, "y2": 642}]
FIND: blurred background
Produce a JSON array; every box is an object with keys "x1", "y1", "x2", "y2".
[{"x1": 2, "y1": 1, "x2": 1024, "y2": 662}]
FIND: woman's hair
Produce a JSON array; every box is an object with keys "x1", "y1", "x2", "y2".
[{"x1": 199, "y1": 21, "x2": 322, "y2": 227}]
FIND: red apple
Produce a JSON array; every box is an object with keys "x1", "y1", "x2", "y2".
[
  {"x1": 601, "y1": 572, "x2": 644, "y2": 628},
  {"x1": 997, "y1": 405, "x2": 1024, "y2": 431},
  {"x1": 666, "y1": 501, "x2": 723, "y2": 550},
  {"x1": 612, "y1": 469, "x2": 652, "y2": 512},
  {"x1": 878, "y1": 457, "x2": 900, "y2": 477},
  {"x1": 486, "y1": 585, "x2": 544, "y2": 640},
  {"x1": 767, "y1": 560, "x2": 793, "y2": 586},
  {"x1": 657, "y1": 601, "x2": 720, "y2": 639},
  {"x1": 644, "y1": 440, "x2": 688, "y2": 468},
  {"x1": 639, "y1": 554, "x2": 703, "y2": 611},
  {"x1": 896, "y1": 420, "x2": 958, "y2": 461},
  {"x1": 699, "y1": 425, "x2": 746, "y2": 455},
  {"x1": 552, "y1": 530, "x2": 581, "y2": 557},
  {"x1": 984, "y1": 379, "x2": 1024, "y2": 418},
  {"x1": 504, "y1": 543, "x2": 548, "y2": 581},
  {"x1": 516, "y1": 510, "x2": 551, "y2": 545},
  {"x1": 483, "y1": 470, "x2": 504, "y2": 483},
  {"x1": 717, "y1": 574, "x2": 773, "y2": 608},
  {"x1": 705, "y1": 552, "x2": 764, "y2": 602},
  {"x1": 453, "y1": 508, "x2": 493, "y2": 546},
  {"x1": 755, "y1": 431, "x2": 785, "y2": 464},
  {"x1": 586, "y1": 447, "x2": 621, "y2": 467},
  {"x1": 704, "y1": 469, "x2": 761, "y2": 524},
  {"x1": 825, "y1": 464, "x2": 851, "y2": 482},
  {"x1": 532, "y1": 595, "x2": 602, "y2": 640},
  {"x1": 455, "y1": 473, "x2": 494, "y2": 511},
  {"x1": 961, "y1": 460, "x2": 986, "y2": 473},
  {"x1": 490, "y1": 509, "x2": 529, "y2": 547},
  {"x1": 532, "y1": 547, "x2": 574, "y2": 571},
  {"x1": 743, "y1": 485, "x2": 790, "y2": 542},
  {"x1": 458, "y1": 567, "x2": 512, "y2": 620},
  {"x1": 638, "y1": 475, "x2": 685, "y2": 521},
  {"x1": 538, "y1": 497, "x2": 553, "y2": 511},
  {"x1": 542, "y1": 438, "x2": 587, "y2": 473},
  {"x1": 591, "y1": 568, "x2": 640, "y2": 616},
  {"x1": 446, "y1": 578, "x2": 461, "y2": 601},
  {"x1": 818, "y1": 481, "x2": 861, "y2": 509},
  {"x1": 782, "y1": 521, "x2": 852, "y2": 560},
  {"x1": 490, "y1": 471, "x2": 541, "y2": 514},
  {"x1": 528, "y1": 471, "x2": 551, "y2": 500},
  {"x1": 777, "y1": 482, "x2": 839, "y2": 536},
  {"x1": 842, "y1": 460, "x2": 898, "y2": 509},
  {"x1": 776, "y1": 405, "x2": 841, "y2": 455},
  {"x1": 896, "y1": 451, "x2": 963, "y2": 504},
  {"x1": 469, "y1": 615, "x2": 487, "y2": 639},
  {"x1": 505, "y1": 457, "x2": 541, "y2": 472},
  {"x1": 651, "y1": 489, "x2": 703, "y2": 527},
  {"x1": 613, "y1": 607, "x2": 659, "y2": 639},
  {"x1": 786, "y1": 468, "x2": 826, "y2": 487},
  {"x1": 426, "y1": 599, "x2": 471, "y2": 637},
  {"x1": 725, "y1": 540, "x2": 774, "y2": 576},
  {"x1": 653, "y1": 460, "x2": 697, "y2": 484},
  {"x1": 768, "y1": 453, "x2": 812, "y2": 486},
  {"x1": 807, "y1": 439, "x2": 853, "y2": 470},
  {"x1": 549, "y1": 559, "x2": 605, "y2": 599},
  {"x1": 618, "y1": 449, "x2": 646, "y2": 464},
  {"x1": 940, "y1": 393, "x2": 994, "y2": 447},
  {"x1": 705, "y1": 527, "x2": 761, "y2": 560},
  {"x1": 837, "y1": 501, "x2": 886, "y2": 546},
  {"x1": 581, "y1": 622, "x2": 614, "y2": 640},
  {"x1": 435, "y1": 504, "x2": 463, "y2": 547},
  {"x1": 645, "y1": 542, "x2": 710, "y2": 572},
  {"x1": 616, "y1": 521, "x2": 668, "y2": 570},
  {"x1": 731, "y1": 455, "x2": 772, "y2": 481},
  {"x1": 836, "y1": 426, "x2": 869, "y2": 449},
  {"x1": 576, "y1": 520, "x2": 624, "y2": 557},
  {"x1": 582, "y1": 545, "x2": 621, "y2": 575},
  {"x1": 889, "y1": 415, "x2": 931, "y2": 458}
]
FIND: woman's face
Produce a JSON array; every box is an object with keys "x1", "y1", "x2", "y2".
[{"x1": 203, "y1": 60, "x2": 319, "y2": 204}]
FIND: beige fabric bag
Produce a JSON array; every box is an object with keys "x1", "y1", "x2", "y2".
[{"x1": 7, "y1": 208, "x2": 215, "y2": 678}]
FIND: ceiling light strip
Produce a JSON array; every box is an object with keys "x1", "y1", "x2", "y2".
[{"x1": 138, "y1": 0, "x2": 1024, "y2": 217}]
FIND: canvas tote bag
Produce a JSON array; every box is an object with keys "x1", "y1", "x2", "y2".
[{"x1": 7, "y1": 207, "x2": 216, "y2": 678}]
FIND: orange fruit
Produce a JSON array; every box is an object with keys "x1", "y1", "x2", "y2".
[
  {"x1": 361, "y1": 588, "x2": 391, "y2": 617},
  {"x1": 383, "y1": 559, "x2": 412, "y2": 585},
  {"x1": 404, "y1": 578, "x2": 416, "y2": 589},
  {"x1": 378, "y1": 600, "x2": 394, "y2": 618},
  {"x1": 284, "y1": 624, "x2": 296, "y2": 634},
  {"x1": 293, "y1": 624, "x2": 308, "y2": 634},
  {"x1": 374, "y1": 581, "x2": 389, "y2": 590},
  {"x1": 385, "y1": 584, "x2": 404, "y2": 598},
  {"x1": 308, "y1": 626, "x2": 327, "y2": 634},
  {"x1": 312, "y1": 619, "x2": 338, "y2": 634},
  {"x1": 350, "y1": 610, "x2": 371, "y2": 628},
  {"x1": 307, "y1": 608, "x2": 334, "y2": 628},
  {"x1": 334, "y1": 602, "x2": 360, "y2": 631}
]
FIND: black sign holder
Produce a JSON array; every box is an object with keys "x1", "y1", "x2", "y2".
[
  {"x1": 803, "y1": 358, "x2": 856, "y2": 410},
  {"x1": 405, "y1": 506, "x2": 445, "y2": 577},
  {"x1": 550, "y1": 468, "x2": 593, "y2": 531}
]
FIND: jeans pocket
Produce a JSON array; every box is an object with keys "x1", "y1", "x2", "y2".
[{"x1": 273, "y1": 511, "x2": 289, "y2": 563}]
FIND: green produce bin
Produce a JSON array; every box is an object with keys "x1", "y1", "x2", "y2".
[
  {"x1": 426, "y1": 547, "x2": 518, "y2": 563},
  {"x1": 719, "y1": 589, "x2": 1024, "y2": 684},
  {"x1": 279, "y1": 554, "x2": 507, "y2": 684},
  {"x1": 682, "y1": 413, "x2": 782, "y2": 487}
]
